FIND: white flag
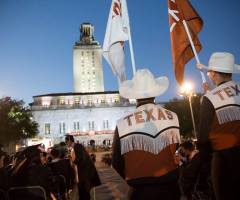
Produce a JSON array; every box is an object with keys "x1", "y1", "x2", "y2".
[{"x1": 103, "y1": 0, "x2": 130, "y2": 82}]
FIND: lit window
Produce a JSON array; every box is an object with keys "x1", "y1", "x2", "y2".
[
  {"x1": 60, "y1": 98, "x2": 65, "y2": 105},
  {"x1": 59, "y1": 122, "x2": 66, "y2": 134},
  {"x1": 74, "y1": 97, "x2": 80, "y2": 104},
  {"x1": 45, "y1": 123, "x2": 51, "y2": 134}
]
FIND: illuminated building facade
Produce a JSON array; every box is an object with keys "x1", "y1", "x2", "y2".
[
  {"x1": 73, "y1": 23, "x2": 104, "y2": 93},
  {"x1": 31, "y1": 92, "x2": 135, "y2": 146},
  {"x1": 31, "y1": 23, "x2": 135, "y2": 146}
]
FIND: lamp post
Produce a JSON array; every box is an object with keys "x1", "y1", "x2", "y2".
[{"x1": 180, "y1": 82, "x2": 197, "y2": 138}]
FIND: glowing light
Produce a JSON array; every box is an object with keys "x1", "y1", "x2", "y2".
[
  {"x1": 41, "y1": 97, "x2": 52, "y2": 106},
  {"x1": 180, "y1": 81, "x2": 194, "y2": 95},
  {"x1": 88, "y1": 130, "x2": 95, "y2": 136}
]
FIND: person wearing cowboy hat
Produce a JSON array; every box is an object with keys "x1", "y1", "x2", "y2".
[
  {"x1": 112, "y1": 69, "x2": 181, "y2": 200},
  {"x1": 197, "y1": 52, "x2": 240, "y2": 200}
]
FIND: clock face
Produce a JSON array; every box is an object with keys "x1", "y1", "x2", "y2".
[{"x1": 82, "y1": 37, "x2": 91, "y2": 45}]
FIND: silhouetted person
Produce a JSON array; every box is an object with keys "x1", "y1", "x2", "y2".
[
  {"x1": 48, "y1": 147, "x2": 75, "y2": 191},
  {"x1": 10, "y1": 145, "x2": 54, "y2": 199},
  {"x1": 71, "y1": 143, "x2": 101, "y2": 200},
  {"x1": 0, "y1": 150, "x2": 8, "y2": 191}
]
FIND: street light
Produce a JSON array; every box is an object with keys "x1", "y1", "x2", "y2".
[{"x1": 180, "y1": 81, "x2": 197, "y2": 138}]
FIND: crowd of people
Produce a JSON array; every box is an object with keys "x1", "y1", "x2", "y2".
[
  {"x1": 0, "y1": 52, "x2": 239, "y2": 200},
  {"x1": 0, "y1": 135, "x2": 101, "y2": 200}
]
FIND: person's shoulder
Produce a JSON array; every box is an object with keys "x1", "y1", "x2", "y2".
[
  {"x1": 201, "y1": 95, "x2": 213, "y2": 107},
  {"x1": 158, "y1": 105, "x2": 178, "y2": 118}
]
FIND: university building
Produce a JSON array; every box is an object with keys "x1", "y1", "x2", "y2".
[{"x1": 30, "y1": 23, "x2": 135, "y2": 147}]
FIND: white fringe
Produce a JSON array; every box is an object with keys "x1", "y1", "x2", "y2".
[
  {"x1": 120, "y1": 130, "x2": 180, "y2": 155},
  {"x1": 216, "y1": 106, "x2": 240, "y2": 124}
]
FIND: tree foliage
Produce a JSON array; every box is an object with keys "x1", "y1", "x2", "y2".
[
  {"x1": 0, "y1": 97, "x2": 38, "y2": 145},
  {"x1": 164, "y1": 94, "x2": 202, "y2": 138}
]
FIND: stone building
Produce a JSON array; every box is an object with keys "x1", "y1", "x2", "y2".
[{"x1": 30, "y1": 23, "x2": 135, "y2": 147}]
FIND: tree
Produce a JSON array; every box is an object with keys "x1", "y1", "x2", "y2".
[
  {"x1": 0, "y1": 97, "x2": 38, "y2": 145},
  {"x1": 164, "y1": 94, "x2": 202, "y2": 138}
]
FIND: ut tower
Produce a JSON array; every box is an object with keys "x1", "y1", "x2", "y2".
[{"x1": 73, "y1": 23, "x2": 104, "y2": 93}]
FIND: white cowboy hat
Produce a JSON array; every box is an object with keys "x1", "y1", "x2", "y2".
[
  {"x1": 198, "y1": 52, "x2": 240, "y2": 74},
  {"x1": 119, "y1": 69, "x2": 169, "y2": 99}
]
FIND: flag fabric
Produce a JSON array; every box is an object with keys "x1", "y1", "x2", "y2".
[
  {"x1": 103, "y1": 0, "x2": 130, "y2": 82},
  {"x1": 168, "y1": 0, "x2": 203, "y2": 85}
]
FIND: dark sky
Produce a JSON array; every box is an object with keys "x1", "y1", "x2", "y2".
[{"x1": 0, "y1": 0, "x2": 239, "y2": 104}]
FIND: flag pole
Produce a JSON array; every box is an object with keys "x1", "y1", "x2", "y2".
[
  {"x1": 128, "y1": 26, "x2": 136, "y2": 75},
  {"x1": 125, "y1": 0, "x2": 136, "y2": 75},
  {"x1": 182, "y1": 20, "x2": 206, "y2": 83}
]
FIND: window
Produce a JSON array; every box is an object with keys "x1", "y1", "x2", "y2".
[
  {"x1": 74, "y1": 97, "x2": 80, "y2": 105},
  {"x1": 74, "y1": 122, "x2": 80, "y2": 131},
  {"x1": 88, "y1": 121, "x2": 95, "y2": 131},
  {"x1": 59, "y1": 122, "x2": 66, "y2": 134},
  {"x1": 59, "y1": 97, "x2": 65, "y2": 105},
  {"x1": 88, "y1": 99, "x2": 92, "y2": 104},
  {"x1": 44, "y1": 123, "x2": 51, "y2": 134},
  {"x1": 103, "y1": 120, "x2": 109, "y2": 130}
]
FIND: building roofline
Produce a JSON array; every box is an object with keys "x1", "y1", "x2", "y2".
[{"x1": 33, "y1": 91, "x2": 119, "y2": 98}]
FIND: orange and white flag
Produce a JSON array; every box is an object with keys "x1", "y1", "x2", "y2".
[
  {"x1": 103, "y1": 0, "x2": 129, "y2": 82},
  {"x1": 168, "y1": 0, "x2": 203, "y2": 85}
]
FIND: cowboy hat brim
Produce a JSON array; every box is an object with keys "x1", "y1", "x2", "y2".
[
  {"x1": 119, "y1": 76, "x2": 169, "y2": 99},
  {"x1": 198, "y1": 63, "x2": 240, "y2": 74}
]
